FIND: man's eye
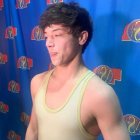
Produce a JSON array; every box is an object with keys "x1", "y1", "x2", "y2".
[
  {"x1": 56, "y1": 35, "x2": 60, "y2": 36},
  {"x1": 54, "y1": 34, "x2": 62, "y2": 37}
]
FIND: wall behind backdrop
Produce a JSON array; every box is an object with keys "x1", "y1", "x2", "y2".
[{"x1": 0, "y1": 0, "x2": 140, "y2": 140}]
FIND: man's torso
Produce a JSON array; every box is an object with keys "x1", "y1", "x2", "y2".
[{"x1": 34, "y1": 69, "x2": 101, "y2": 140}]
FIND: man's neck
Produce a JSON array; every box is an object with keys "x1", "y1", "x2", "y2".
[{"x1": 52, "y1": 57, "x2": 86, "y2": 80}]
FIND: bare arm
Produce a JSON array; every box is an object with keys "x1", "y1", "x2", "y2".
[
  {"x1": 25, "y1": 74, "x2": 43, "y2": 140},
  {"x1": 25, "y1": 106, "x2": 38, "y2": 140},
  {"x1": 93, "y1": 84, "x2": 130, "y2": 140}
]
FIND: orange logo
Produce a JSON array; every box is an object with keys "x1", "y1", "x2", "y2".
[
  {"x1": 122, "y1": 19, "x2": 140, "y2": 42},
  {"x1": 7, "y1": 130, "x2": 21, "y2": 140},
  {"x1": 20, "y1": 112, "x2": 30, "y2": 125},
  {"x1": 8, "y1": 80, "x2": 20, "y2": 93},
  {"x1": 31, "y1": 26, "x2": 45, "y2": 41},
  {"x1": 16, "y1": 0, "x2": 30, "y2": 9},
  {"x1": 93, "y1": 65, "x2": 122, "y2": 84},
  {"x1": 0, "y1": 101, "x2": 9, "y2": 113},
  {"x1": 0, "y1": 0, "x2": 3, "y2": 10},
  {"x1": 5, "y1": 26, "x2": 17, "y2": 39},
  {"x1": 124, "y1": 114, "x2": 140, "y2": 135},
  {"x1": 0, "y1": 52, "x2": 8, "y2": 64},
  {"x1": 17, "y1": 56, "x2": 33, "y2": 70},
  {"x1": 46, "y1": 0, "x2": 63, "y2": 5}
]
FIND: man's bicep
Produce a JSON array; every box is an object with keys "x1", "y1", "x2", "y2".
[{"x1": 94, "y1": 87, "x2": 129, "y2": 140}]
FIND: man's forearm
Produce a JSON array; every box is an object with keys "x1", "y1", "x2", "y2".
[{"x1": 25, "y1": 127, "x2": 38, "y2": 140}]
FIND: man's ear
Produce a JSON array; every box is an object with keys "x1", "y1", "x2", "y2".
[{"x1": 79, "y1": 31, "x2": 88, "y2": 45}]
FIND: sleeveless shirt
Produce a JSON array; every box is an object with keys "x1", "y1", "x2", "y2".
[{"x1": 34, "y1": 69, "x2": 96, "y2": 140}]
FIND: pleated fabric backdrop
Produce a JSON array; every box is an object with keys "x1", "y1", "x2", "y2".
[{"x1": 0, "y1": 0, "x2": 140, "y2": 140}]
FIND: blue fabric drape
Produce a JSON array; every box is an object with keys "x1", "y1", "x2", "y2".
[{"x1": 0, "y1": 0, "x2": 140, "y2": 140}]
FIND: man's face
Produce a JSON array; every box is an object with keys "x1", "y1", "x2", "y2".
[{"x1": 44, "y1": 24, "x2": 81, "y2": 66}]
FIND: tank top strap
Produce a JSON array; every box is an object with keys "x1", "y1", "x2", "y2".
[
  {"x1": 79, "y1": 70, "x2": 95, "y2": 96},
  {"x1": 67, "y1": 70, "x2": 95, "y2": 110},
  {"x1": 72, "y1": 70, "x2": 95, "y2": 98},
  {"x1": 37, "y1": 69, "x2": 54, "y2": 94},
  {"x1": 77, "y1": 71, "x2": 95, "y2": 138}
]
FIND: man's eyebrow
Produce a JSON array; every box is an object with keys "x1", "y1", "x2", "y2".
[
  {"x1": 43, "y1": 27, "x2": 68, "y2": 34},
  {"x1": 44, "y1": 28, "x2": 67, "y2": 35},
  {"x1": 44, "y1": 28, "x2": 68, "y2": 34},
  {"x1": 52, "y1": 28, "x2": 66, "y2": 32}
]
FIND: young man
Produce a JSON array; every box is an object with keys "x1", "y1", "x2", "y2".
[{"x1": 25, "y1": 2, "x2": 130, "y2": 140}]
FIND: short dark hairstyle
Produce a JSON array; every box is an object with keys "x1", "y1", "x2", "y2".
[{"x1": 39, "y1": 2, "x2": 93, "y2": 52}]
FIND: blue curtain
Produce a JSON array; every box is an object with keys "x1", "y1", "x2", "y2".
[{"x1": 0, "y1": 0, "x2": 140, "y2": 140}]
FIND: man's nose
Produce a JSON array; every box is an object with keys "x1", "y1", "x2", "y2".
[{"x1": 46, "y1": 37, "x2": 54, "y2": 47}]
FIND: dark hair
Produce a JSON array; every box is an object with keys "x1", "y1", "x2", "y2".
[{"x1": 39, "y1": 2, "x2": 93, "y2": 51}]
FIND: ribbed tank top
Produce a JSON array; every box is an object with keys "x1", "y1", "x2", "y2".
[{"x1": 34, "y1": 69, "x2": 96, "y2": 140}]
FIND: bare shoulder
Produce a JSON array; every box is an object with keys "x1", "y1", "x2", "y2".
[
  {"x1": 30, "y1": 71, "x2": 49, "y2": 99},
  {"x1": 87, "y1": 72, "x2": 121, "y2": 115},
  {"x1": 88, "y1": 73, "x2": 115, "y2": 97}
]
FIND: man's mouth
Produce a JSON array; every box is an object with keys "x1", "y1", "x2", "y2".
[{"x1": 50, "y1": 52, "x2": 57, "y2": 57}]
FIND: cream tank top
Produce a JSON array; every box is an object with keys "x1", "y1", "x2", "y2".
[{"x1": 34, "y1": 69, "x2": 96, "y2": 140}]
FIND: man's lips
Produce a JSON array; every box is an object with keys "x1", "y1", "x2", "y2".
[{"x1": 50, "y1": 52, "x2": 57, "y2": 57}]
